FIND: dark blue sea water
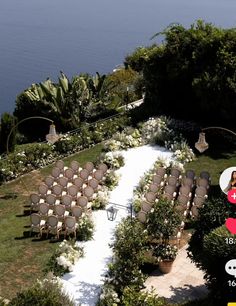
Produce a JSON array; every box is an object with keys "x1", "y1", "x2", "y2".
[{"x1": 1, "y1": 0, "x2": 236, "y2": 115}]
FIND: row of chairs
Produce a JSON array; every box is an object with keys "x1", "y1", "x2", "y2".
[
  {"x1": 29, "y1": 160, "x2": 111, "y2": 239},
  {"x1": 35, "y1": 198, "x2": 88, "y2": 219},
  {"x1": 31, "y1": 186, "x2": 95, "y2": 212},
  {"x1": 137, "y1": 167, "x2": 210, "y2": 223},
  {"x1": 156, "y1": 166, "x2": 210, "y2": 183},
  {"x1": 51, "y1": 160, "x2": 108, "y2": 181},
  {"x1": 30, "y1": 213, "x2": 79, "y2": 239},
  {"x1": 30, "y1": 159, "x2": 110, "y2": 212}
]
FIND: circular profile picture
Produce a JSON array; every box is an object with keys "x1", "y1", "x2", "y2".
[{"x1": 219, "y1": 167, "x2": 236, "y2": 194}]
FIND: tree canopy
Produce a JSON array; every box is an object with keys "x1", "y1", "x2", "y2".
[{"x1": 126, "y1": 20, "x2": 236, "y2": 128}]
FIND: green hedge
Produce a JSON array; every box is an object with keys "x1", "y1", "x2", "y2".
[{"x1": 200, "y1": 225, "x2": 236, "y2": 303}]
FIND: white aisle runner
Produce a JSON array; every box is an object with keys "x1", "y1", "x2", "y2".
[{"x1": 61, "y1": 145, "x2": 172, "y2": 306}]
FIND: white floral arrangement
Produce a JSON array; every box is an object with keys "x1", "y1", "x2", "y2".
[
  {"x1": 56, "y1": 240, "x2": 84, "y2": 272},
  {"x1": 165, "y1": 140, "x2": 195, "y2": 163},
  {"x1": 92, "y1": 186, "x2": 110, "y2": 209},
  {"x1": 103, "y1": 128, "x2": 142, "y2": 151},
  {"x1": 104, "y1": 170, "x2": 121, "y2": 190},
  {"x1": 154, "y1": 156, "x2": 171, "y2": 169},
  {"x1": 100, "y1": 152, "x2": 124, "y2": 169},
  {"x1": 45, "y1": 240, "x2": 84, "y2": 276},
  {"x1": 139, "y1": 116, "x2": 171, "y2": 144},
  {"x1": 103, "y1": 139, "x2": 122, "y2": 152}
]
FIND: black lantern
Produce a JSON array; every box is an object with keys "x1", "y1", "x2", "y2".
[{"x1": 106, "y1": 206, "x2": 118, "y2": 221}]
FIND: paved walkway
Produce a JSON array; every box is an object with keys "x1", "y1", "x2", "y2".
[{"x1": 145, "y1": 244, "x2": 209, "y2": 303}]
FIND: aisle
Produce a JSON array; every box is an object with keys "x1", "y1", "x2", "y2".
[{"x1": 61, "y1": 145, "x2": 172, "y2": 306}]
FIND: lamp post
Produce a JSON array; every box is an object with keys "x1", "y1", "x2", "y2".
[
  {"x1": 106, "y1": 201, "x2": 133, "y2": 221},
  {"x1": 195, "y1": 126, "x2": 236, "y2": 153}
]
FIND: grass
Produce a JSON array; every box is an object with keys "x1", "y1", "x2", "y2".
[
  {"x1": 185, "y1": 150, "x2": 236, "y2": 196},
  {"x1": 0, "y1": 143, "x2": 103, "y2": 300}
]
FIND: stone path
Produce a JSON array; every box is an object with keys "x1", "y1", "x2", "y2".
[{"x1": 145, "y1": 244, "x2": 209, "y2": 303}]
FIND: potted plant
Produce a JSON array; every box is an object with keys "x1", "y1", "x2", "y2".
[{"x1": 153, "y1": 243, "x2": 178, "y2": 274}]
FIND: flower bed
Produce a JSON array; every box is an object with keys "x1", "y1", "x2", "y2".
[
  {"x1": 0, "y1": 114, "x2": 130, "y2": 184},
  {"x1": 44, "y1": 240, "x2": 84, "y2": 277}
]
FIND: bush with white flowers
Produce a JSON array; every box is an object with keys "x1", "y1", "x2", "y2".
[
  {"x1": 165, "y1": 139, "x2": 195, "y2": 163},
  {"x1": 92, "y1": 186, "x2": 110, "y2": 210},
  {"x1": 9, "y1": 272, "x2": 74, "y2": 306},
  {"x1": 76, "y1": 215, "x2": 94, "y2": 241},
  {"x1": 44, "y1": 240, "x2": 84, "y2": 277},
  {"x1": 100, "y1": 152, "x2": 125, "y2": 170},
  {"x1": 103, "y1": 127, "x2": 142, "y2": 151},
  {"x1": 139, "y1": 116, "x2": 171, "y2": 144},
  {"x1": 104, "y1": 170, "x2": 121, "y2": 191}
]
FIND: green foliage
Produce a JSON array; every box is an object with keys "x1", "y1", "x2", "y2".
[
  {"x1": 197, "y1": 225, "x2": 236, "y2": 303},
  {"x1": 76, "y1": 216, "x2": 94, "y2": 241},
  {"x1": 126, "y1": 20, "x2": 236, "y2": 128},
  {"x1": 104, "y1": 67, "x2": 142, "y2": 107},
  {"x1": 188, "y1": 195, "x2": 236, "y2": 265},
  {"x1": 44, "y1": 240, "x2": 84, "y2": 277},
  {"x1": 104, "y1": 170, "x2": 120, "y2": 190},
  {"x1": 0, "y1": 112, "x2": 16, "y2": 154},
  {"x1": 0, "y1": 143, "x2": 55, "y2": 183},
  {"x1": 107, "y1": 218, "x2": 148, "y2": 294},
  {"x1": 13, "y1": 71, "x2": 124, "y2": 141},
  {"x1": 153, "y1": 244, "x2": 178, "y2": 261},
  {"x1": 146, "y1": 198, "x2": 181, "y2": 242},
  {"x1": 0, "y1": 113, "x2": 129, "y2": 184},
  {"x1": 54, "y1": 133, "x2": 83, "y2": 155},
  {"x1": 121, "y1": 287, "x2": 167, "y2": 306},
  {"x1": 99, "y1": 152, "x2": 125, "y2": 170},
  {"x1": 96, "y1": 283, "x2": 120, "y2": 306},
  {"x1": 8, "y1": 275, "x2": 74, "y2": 306}
]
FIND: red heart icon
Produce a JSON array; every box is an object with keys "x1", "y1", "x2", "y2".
[{"x1": 226, "y1": 218, "x2": 236, "y2": 234}]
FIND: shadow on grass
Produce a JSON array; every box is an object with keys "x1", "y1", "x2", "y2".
[
  {"x1": 0, "y1": 193, "x2": 18, "y2": 200},
  {"x1": 16, "y1": 209, "x2": 31, "y2": 217}
]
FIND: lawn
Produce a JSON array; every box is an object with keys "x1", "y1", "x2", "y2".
[
  {"x1": 185, "y1": 150, "x2": 236, "y2": 196},
  {"x1": 0, "y1": 143, "x2": 103, "y2": 300}
]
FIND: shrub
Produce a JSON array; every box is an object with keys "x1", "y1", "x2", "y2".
[
  {"x1": 103, "y1": 127, "x2": 142, "y2": 151},
  {"x1": 121, "y1": 287, "x2": 167, "y2": 306},
  {"x1": 138, "y1": 116, "x2": 171, "y2": 145},
  {"x1": 54, "y1": 133, "x2": 82, "y2": 154},
  {"x1": 99, "y1": 152, "x2": 124, "y2": 170},
  {"x1": 76, "y1": 215, "x2": 94, "y2": 241},
  {"x1": 153, "y1": 244, "x2": 178, "y2": 262},
  {"x1": 44, "y1": 240, "x2": 84, "y2": 276},
  {"x1": 107, "y1": 218, "x2": 148, "y2": 294},
  {"x1": 96, "y1": 283, "x2": 120, "y2": 306},
  {"x1": 146, "y1": 198, "x2": 182, "y2": 243},
  {"x1": 188, "y1": 195, "x2": 236, "y2": 265},
  {"x1": 165, "y1": 139, "x2": 195, "y2": 163},
  {"x1": 92, "y1": 186, "x2": 110, "y2": 210},
  {"x1": 0, "y1": 112, "x2": 16, "y2": 154},
  {"x1": 0, "y1": 143, "x2": 55, "y2": 183},
  {"x1": 198, "y1": 225, "x2": 236, "y2": 303},
  {"x1": 104, "y1": 170, "x2": 121, "y2": 190},
  {"x1": 8, "y1": 274, "x2": 74, "y2": 306}
]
